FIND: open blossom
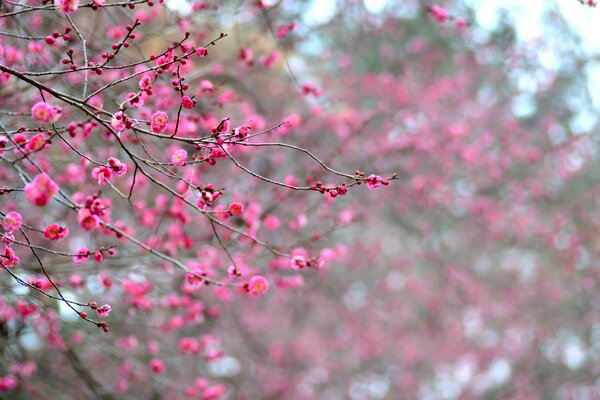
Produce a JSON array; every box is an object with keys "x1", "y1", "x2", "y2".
[
  {"x1": 24, "y1": 174, "x2": 59, "y2": 206},
  {"x1": 290, "y1": 255, "x2": 307, "y2": 270},
  {"x1": 171, "y1": 149, "x2": 187, "y2": 166},
  {"x1": 92, "y1": 166, "x2": 112, "y2": 186},
  {"x1": 2, "y1": 232, "x2": 14, "y2": 247},
  {"x1": 365, "y1": 174, "x2": 385, "y2": 190},
  {"x1": 44, "y1": 224, "x2": 69, "y2": 241},
  {"x1": 31, "y1": 102, "x2": 60, "y2": 123},
  {"x1": 73, "y1": 248, "x2": 90, "y2": 264},
  {"x1": 195, "y1": 47, "x2": 208, "y2": 57},
  {"x1": 54, "y1": 0, "x2": 79, "y2": 12},
  {"x1": 151, "y1": 111, "x2": 169, "y2": 133},
  {"x1": 247, "y1": 275, "x2": 269, "y2": 296},
  {"x1": 78, "y1": 209, "x2": 99, "y2": 231},
  {"x1": 111, "y1": 111, "x2": 125, "y2": 132},
  {"x1": 228, "y1": 202, "x2": 244, "y2": 216},
  {"x1": 95, "y1": 304, "x2": 112, "y2": 318},
  {"x1": 107, "y1": 157, "x2": 128, "y2": 176},
  {"x1": 429, "y1": 5, "x2": 450, "y2": 23},
  {"x1": 260, "y1": 51, "x2": 280, "y2": 68},
  {"x1": 200, "y1": 80, "x2": 215, "y2": 95},
  {"x1": 3, "y1": 211, "x2": 22, "y2": 232},
  {"x1": 2, "y1": 247, "x2": 20, "y2": 268},
  {"x1": 24, "y1": 133, "x2": 49, "y2": 153},
  {"x1": 155, "y1": 50, "x2": 174, "y2": 70}
]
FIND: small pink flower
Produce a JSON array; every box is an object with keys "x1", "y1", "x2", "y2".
[
  {"x1": 195, "y1": 47, "x2": 208, "y2": 57},
  {"x1": 92, "y1": 166, "x2": 112, "y2": 186},
  {"x1": 181, "y1": 96, "x2": 195, "y2": 109},
  {"x1": 73, "y1": 248, "x2": 90, "y2": 264},
  {"x1": 200, "y1": 80, "x2": 215, "y2": 95},
  {"x1": 155, "y1": 50, "x2": 174, "y2": 70},
  {"x1": 247, "y1": 275, "x2": 269, "y2": 297},
  {"x1": 171, "y1": 149, "x2": 187, "y2": 166},
  {"x1": 151, "y1": 111, "x2": 169, "y2": 134},
  {"x1": 290, "y1": 255, "x2": 306, "y2": 270},
  {"x1": 0, "y1": 374, "x2": 17, "y2": 391},
  {"x1": 44, "y1": 224, "x2": 69, "y2": 241},
  {"x1": 454, "y1": 19, "x2": 468, "y2": 30},
  {"x1": 365, "y1": 174, "x2": 383, "y2": 190},
  {"x1": 111, "y1": 111, "x2": 125, "y2": 132},
  {"x1": 3, "y1": 211, "x2": 22, "y2": 232},
  {"x1": 149, "y1": 358, "x2": 165, "y2": 374},
  {"x1": 24, "y1": 174, "x2": 59, "y2": 206},
  {"x1": 54, "y1": 0, "x2": 79, "y2": 13},
  {"x1": 31, "y1": 102, "x2": 55, "y2": 123},
  {"x1": 2, "y1": 232, "x2": 14, "y2": 247},
  {"x1": 260, "y1": 51, "x2": 280, "y2": 68},
  {"x1": 78, "y1": 209, "x2": 99, "y2": 232},
  {"x1": 107, "y1": 157, "x2": 128, "y2": 176},
  {"x1": 24, "y1": 133, "x2": 49, "y2": 152},
  {"x1": 228, "y1": 202, "x2": 244, "y2": 216},
  {"x1": 275, "y1": 22, "x2": 297, "y2": 39},
  {"x1": 429, "y1": 5, "x2": 449, "y2": 23},
  {"x1": 95, "y1": 304, "x2": 112, "y2": 318},
  {"x1": 264, "y1": 215, "x2": 280, "y2": 230},
  {"x1": 2, "y1": 247, "x2": 20, "y2": 268}
]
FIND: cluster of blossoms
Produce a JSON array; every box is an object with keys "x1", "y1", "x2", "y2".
[
  {"x1": 1, "y1": 212, "x2": 22, "y2": 268},
  {"x1": 91, "y1": 157, "x2": 128, "y2": 186},
  {"x1": 0, "y1": 0, "x2": 404, "y2": 397},
  {"x1": 428, "y1": 4, "x2": 468, "y2": 29}
]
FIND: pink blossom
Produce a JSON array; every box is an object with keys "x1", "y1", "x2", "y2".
[
  {"x1": 247, "y1": 275, "x2": 269, "y2": 296},
  {"x1": 429, "y1": 5, "x2": 450, "y2": 23},
  {"x1": 111, "y1": 111, "x2": 126, "y2": 132},
  {"x1": 149, "y1": 358, "x2": 165, "y2": 373},
  {"x1": 24, "y1": 174, "x2": 59, "y2": 206},
  {"x1": 24, "y1": 133, "x2": 48, "y2": 152},
  {"x1": 171, "y1": 149, "x2": 187, "y2": 166},
  {"x1": 228, "y1": 202, "x2": 244, "y2": 216},
  {"x1": 95, "y1": 304, "x2": 112, "y2": 318},
  {"x1": 454, "y1": 18, "x2": 468, "y2": 30},
  {"x1": 78, "y1": 209, "x2": 99, "y2": 232},
  {"x1": 0, "y1": 375, "x2": 17, "y2": 392},
  {"x1": 263, "y1": 215, "x2": 280, "y2": 230},
  {"x1": 31, "y1": 102, "x2": 58, "y2": 123},
  {"x1": 275, "y1": 22, "x2": 297, "y2": 38},
  {"x1": 54, "y1": 0, "x2": 79, "y2": 13},
  {"x1": 260, "y1": 51, "x2": 280, "y2": 68},
  {"x1": 151, "y1": 111, "x2": 169, "y2": 133},
  {"x1": 92, "y1": 166, "x2": 112, "y2": 186},
  {"x1": 365, "y1": 174, "x2": 385, "y2": 190},
  {"x1": 73, "y1": 248, "x2": 90, "y2": 264},
  {"x1": 2, "y1": 247, "x2": 20, "y2": 268},
  {"x1": 290, "y1": 255, "x2": 307, "y2": 270},
  {"x1": 181, "y1": 96, "x2": 195, "y2": 109},
  {"x1": 3, "y1": 211, "x2": 22, "y2": 232},
  {"x1": 44, "y1": 224, "x2": 69, "y2": 241},
  {"x1": 107, "y1": 157, "x2": 128, "y2": 176}
]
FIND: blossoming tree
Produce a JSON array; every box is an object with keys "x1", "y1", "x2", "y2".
[{"x1": 1, "y1": 0, "x2": 599, "y2": 399}]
